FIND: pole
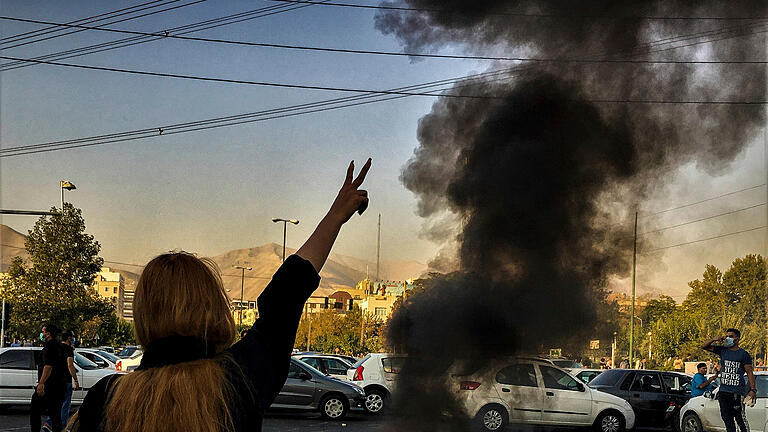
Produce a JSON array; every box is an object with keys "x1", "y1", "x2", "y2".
[
  {"x1": 630, "y1": 212, "x2": 638, "y2": 369},
  {"x1": 376, "y1": 214, "x2": 381, "y2": 281},
  {"x1": 307, "y1": 312, "x2": 312, "y2": 352},
  {"x1": 60, "y1": 186, "x2": 64, "y2": 212},
  {"x1": 611, "y1": 332, "x2": 617, "y2": 369},
  {"x1": 649, "y1": 332, "x2": 652, "y2": 360},
  {"x1": 240, "y1": 267, "x2": 245, "y2": 327},
  {"x1": 282, "y1": 221, "x2": 287, "y2": 263},
  {"x1": 1, "y1": 298, "x2": 5, "y2": 348}
]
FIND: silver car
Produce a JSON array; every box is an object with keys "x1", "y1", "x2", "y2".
[
  {"x1": 269, "y1": 358, "x2": 366, "y2": 420},
  {"x1": 0, "y1": 347, "x2": 118, "y2": 406},
  {"x1": 76, "y1": 348, "x2": 121, "y2": 370}
]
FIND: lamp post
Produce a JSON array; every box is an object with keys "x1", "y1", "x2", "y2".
[
  {"x1": 271, "y1": 218, "x2": 299, "y2": 262},
  {"x1": 60, "y1": 180, "x2": 76, "y2": 211},
  {"x1": 611, "y1": 331, "x2": 617, "y2": 369},
  {"x1": 632, "y1": 316, "x2": 643, "y2": 368},
  {"x1": 233, "y1": 265, "x2": 252, "y2": 327},
  {"x1": 648, "y1": 331, "x2": 653, "y2": 360}
]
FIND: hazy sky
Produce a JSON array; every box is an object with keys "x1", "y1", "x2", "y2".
[{"x1": 1, "y1": 1, "x2": 765, "y2": 300}]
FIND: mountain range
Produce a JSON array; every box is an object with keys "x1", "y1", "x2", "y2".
[{"x1": 0, "y1": 224, "x2": 428, "y2": 301}]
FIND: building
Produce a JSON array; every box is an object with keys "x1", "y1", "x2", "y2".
[
  {"x1": 92, "y1": 267, "x2": 127, "y2": 319},
  {"x1": 231, "y1": 299, "x2": 258, "y2": 327}
]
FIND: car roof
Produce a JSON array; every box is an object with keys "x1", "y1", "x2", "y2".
[{"x1": 0, "y1": 347, "x2": 42, "y2": 351}]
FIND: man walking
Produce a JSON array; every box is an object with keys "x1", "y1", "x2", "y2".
[
  {"x1": 702, "y1": 328, "x2": 757, "y2": 432},
  {"x1": 30, "y1": 323, "x2": 68, "y2": 432},
  {"x1": 45, "y1": 331, "x2": 80, "y2": 429}
]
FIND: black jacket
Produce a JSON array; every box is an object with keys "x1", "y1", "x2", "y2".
[{"x1": 74, "y1": 255, "x2": 320, "y2": 431}]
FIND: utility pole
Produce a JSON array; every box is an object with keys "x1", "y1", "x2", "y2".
[
  {"x1": 271, "y1": 218, "x2": 299, "y2": 262},
  {"x1": 629, "y1": 212, "x2": 638, "y2": 369},
  {"x1": 306, "y1": 309, "x2": 312, "y2": 352},
  {"x1": 233, "y1": 265, "x2": 252, "y2": 327},
  {"x1": 376, "y1": 214, "x2": 381, "y2": 282},
  {"x1": 1, "y1": 298, "x2": 5, "y2": 348}
]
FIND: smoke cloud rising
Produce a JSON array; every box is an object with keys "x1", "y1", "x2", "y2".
[{"x1": 379, "y1": 1, "x2": 766, "y2": 430}]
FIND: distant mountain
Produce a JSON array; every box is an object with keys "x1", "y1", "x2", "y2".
[
  {"x1": 1, "y1": 225, "x2": 28, "y2": 272},
  {"x1": 328, "y1": 252, "x2": 429, "y2": 282}
]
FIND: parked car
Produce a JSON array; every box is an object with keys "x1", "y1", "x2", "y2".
[
  {"x1": 269, "y1": 358, "x2": 365, "y2": 419},
  {"x1": 679, "y1": 372, "x2": 767, "y2": 432},
  {"x1": 330, "y1": 354, "x2": 359, "y2": 365},
  {"x1": 589, "y1": 368, "x2": 692, "y2": 431},
  {"x1": 550, "y1": 358, "x2": 584, "y2": 369},
  {"x1": 451, "y1": 357, "x2": 635, "y2": 432},
  {"x1": 96, "y1": 346, "x2": 115, "y2": 354},
  {"x1": 347, "y1": 353, "x2": 405, "y2": 414},
  {"x1": 0, "y1": 347, "x2": 118, "y2": 406},
  {"x1": 294, "y1": 354, "x2": 353, "y2": 380},
  {"x1": 76, "y1": 348, "x2": 121, "y2": 371},
  {"x1": 567, "y1": 368, "x2": 604, "y2": 384},
  {"x1": 117, "y1": 345, "x2": 143, "y2": 371}
]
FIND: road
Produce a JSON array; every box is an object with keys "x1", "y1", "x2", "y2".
[{"x1": 2, "y1": 406, "x2": 670, "y2": 432}]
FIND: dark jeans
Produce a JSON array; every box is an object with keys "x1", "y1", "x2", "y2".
[
  {"x1": 718, "y1": 391, "x2": 750, "y2": 432},
  {"x1": 30, "y1": 384, "x2": 65, "y2": 432}
]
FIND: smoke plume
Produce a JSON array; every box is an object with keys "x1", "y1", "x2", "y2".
[{"x1": 380, "y1": 1, "x2": 766, "y2": 430}]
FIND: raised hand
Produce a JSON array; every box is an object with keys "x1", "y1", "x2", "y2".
[{"x1": 329, "y1": 158, "x2": 371, "y2": 224}]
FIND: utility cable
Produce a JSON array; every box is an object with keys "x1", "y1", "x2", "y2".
[
  {"x1": 642, "y1": 226, "x2": 767, "y2": 253},
  {"x1": 3, "y1": 20, "x2": 765, "y2": 157},
  {"x1": 0, "y1": 1, "x2": 329, "y2": 72},
  {"x1": 638, "y1": 202, "x2": 766, "y2": 236},
  {"x1": 0, "y1": 0, "x2": 171, "y2": 44},
  {"x1": 1, "y1": 1, "x2": 205, "y2": 50},
  {"x1": 641, "y1": 184, "x2": 767, "y2": 218},
  {"x1": 268, "y1": 0, "x2": 768, "y2": 20},
  {"x1": 2, "y1": 16, "x2": 768, "y2": 64}
]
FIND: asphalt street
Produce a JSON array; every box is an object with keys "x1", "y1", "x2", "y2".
[{"x1": 1, "y1": 406, "x2": 670, "y2": 432}]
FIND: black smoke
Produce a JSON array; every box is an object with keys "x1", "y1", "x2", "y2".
[{"x1": 380, "y1": 1, "x2": 766, "y2": 430}]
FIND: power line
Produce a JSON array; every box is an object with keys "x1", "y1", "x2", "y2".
[
  {"x1": 3, "y1": 20, "x2": 765, "y2": 157},
  {"x1": 0, "y1": 55, "x2": 502, "y2": 98},
  {"x1": 101, "y1": 259, "x2": 273, "y2": 279},
  {"x1": 268, "y1": 0, "x2": 768, "y2": 20},
  {"x1": 642, "y1": 184, "x2": 766, "y2": 217},
  {"x1": 1, "y1": 1, "x2": 206, "y2": 50},
  {"x1": 638, "y1": 202, "x2": 766, "y2": 236},
  {"x1": 0, "y1": 1, "x2": 330, "y2": 72},
  {"x1": 0, "y1": 0, "x2": 173, "y2": 44},
  {"x1": 642, "y1": 226, "x2": 767, "y2": 253},
  {"x1": 3, "y1": 16, "x2": 768, "y2": 64}
]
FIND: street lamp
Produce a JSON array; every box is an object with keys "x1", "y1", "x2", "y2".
[
  {"x1": 60, "y1": 180, "x2": 76, "y2": 212},
  {"x1": 233, "y1": 265, "x2": 252, "y2": 327},
  {"x1": 271, "y1": 218, "x2": 299, "y2": 262},
  {"x1": 648, "y1": 331, "x2": 653, "y2": 360}
]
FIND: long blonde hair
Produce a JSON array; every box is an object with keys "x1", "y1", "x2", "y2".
[{"x1": 104, "y1": 252, "x2": 237, "y2": 432}]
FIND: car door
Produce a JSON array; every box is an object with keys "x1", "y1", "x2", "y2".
[
  {"x1": 0, "y1": 349, "x2": 36, "y2": 403},
  {"x1": 271, "y1": 361, "x2": 316, "y2": 408},
  {"x1": 744, "y1": 375, "x2": 766, "y2": 432},
  {"x1": 381, "y1": 356, "x2": 404, "y2": 386},
  {"x1": 493, "y1": 363, "x2": 543, "y2": 423},
  {"x1": 628, "y1": 371, "x2": 669, "y2": 426},
  {"x1": 661, "y1": 373, "x2": 692, "y2": 422},
  {"x1": 538, "y1": 364, "x2": 592, "y2": 425}
]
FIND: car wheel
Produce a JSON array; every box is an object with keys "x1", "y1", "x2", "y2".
[
  {"x1": 475, "y1": 405, "x2": 508, "y2": 432},
  {"x1": 364, "y1": 389, "x2": 386, "y2": 414},
  {"x1": 594, "y1": 411, "x2": 625, "y2": 432},
  {"x1": 682, "y1": 413, "x2": 702, "y2": 432},
  {"x1": 320, "y1": 395, "x2": 348, "y2": 420}
]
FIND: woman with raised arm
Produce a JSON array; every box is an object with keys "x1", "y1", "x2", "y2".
[{"x1": 72, "y1": 159, "x2": 371, "y2": 432}]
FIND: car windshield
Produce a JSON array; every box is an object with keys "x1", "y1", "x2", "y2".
[
  {"x1": 96, "y1": 350, "x2": 120, "y2": 363},
  {"x1": 351, "y1": 354, "x2": 370, "y2": 369},
  {"x1": 588, "y1": 370, "x2": 625, "y2": 387},
  {"x1": 296, "y1": 360, "x2": 324, "y2": 377},
  {"x1": 74, "y1": 353, "x2": 100, "y2": 370}
]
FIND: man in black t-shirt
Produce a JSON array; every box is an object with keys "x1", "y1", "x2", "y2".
[{"x1": 30, "y1": 323, "x2": 67, "y2": 432}]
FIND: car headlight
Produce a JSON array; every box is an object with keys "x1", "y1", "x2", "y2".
[{"x1": 356, "y1": 386, "x2": 365, "y2": 395}]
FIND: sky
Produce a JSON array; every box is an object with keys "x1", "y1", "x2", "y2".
[{"x1": 1, "y1": 0, "x2": 766, "y2": 300}]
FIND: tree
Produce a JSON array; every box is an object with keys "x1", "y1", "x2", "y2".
[
  {"x1": 2, "y1": 203, "x2": 113, "y2": 338},
  {"x1": 295, "y1": 306, "x2": 382, "y2": 355}
]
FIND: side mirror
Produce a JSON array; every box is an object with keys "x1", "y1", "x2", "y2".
[
  {"x1": 577, "y1": 383, "x2": 585, "y2": 392},
  {"x1": 299, "y1": 372, "x2": 312, "y2": 381}
]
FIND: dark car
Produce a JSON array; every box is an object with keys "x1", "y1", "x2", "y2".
[
  {"x1": 589, "y1": 369, "x2": 692, "y2": 431},
  {"x1": 269, "y1": 358, "x2": 366, "y2": 420}
]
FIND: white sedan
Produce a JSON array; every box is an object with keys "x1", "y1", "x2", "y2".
[
  {"x1": 0, "y1": 347, "x2": 118, "y2": 406},
  {"x1": 451, "y1": 358, "x2": 636, "y2": 432},
  {"x1": 679, "y1": 372, "x2": 767, "y2": 432}
]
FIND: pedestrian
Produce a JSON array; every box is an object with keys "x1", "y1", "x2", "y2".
[
  {"x1": 45, "y1": 331, "x2": 81, "y2": 429},
  {"x1": 673, "y1": 355, "x2": 684, "y2": 371},
  {"x1": 619, "y1": 358, "x2": 628, "y2": 369},
  {"x1": 702, "y1": 328, "x2": 757, "y2": 432},
  {"x1": 691, "y1": 362, "x2": 717, "y2": 397},
  {"x1": 640, "y1": 358, "x2": 647, "y2": 369},
  {"x1": 30, "y1": 323, "x2": 68, "y2": 432},
  {"x1": 599, "y1": 357, "x2": 606, "y2": 369},
  {"x1": 71, "y1": 159, "x2": 372, "y2": 432},
  {"x1": 11, "y1": 338, "x2": 21, "y2": 347}
]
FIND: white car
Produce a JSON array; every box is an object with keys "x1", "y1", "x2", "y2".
[
  {"x1": 452, "y1": 358, "x2": 636, "y2": 432},
  {"x1": 0, "y1": 347, "x2": 119, "y2": 406},
  {"x1": 76, "y1": 348, "x2": 121, "y2": 371},
  {"x1": 679, "y1": 372, "x2": 767, "y2": 432},
  {"x1": 117, "y1": 346, "x2": 143, "y2": 372},
  {"x1": 294, "y1": 354, "x2": 353, "y2": 381},
  {"x1": 347, "y1": 353, "x2": 405, "y2": 414},
  {"x1": 567, "y1": 368, "x2": 604, "y2": 384}
]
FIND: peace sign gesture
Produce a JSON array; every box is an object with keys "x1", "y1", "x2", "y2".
[{"x1": 329, "y1": 158, "x2": 372, "y2": 224}]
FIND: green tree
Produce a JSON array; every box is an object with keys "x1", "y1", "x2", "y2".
[
  {"x1": 295, "y1": 306, "x2": 382, "y2": 355},
  {"x1": 2, "y1": 203, "x2": 113, "y2": 338}
]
